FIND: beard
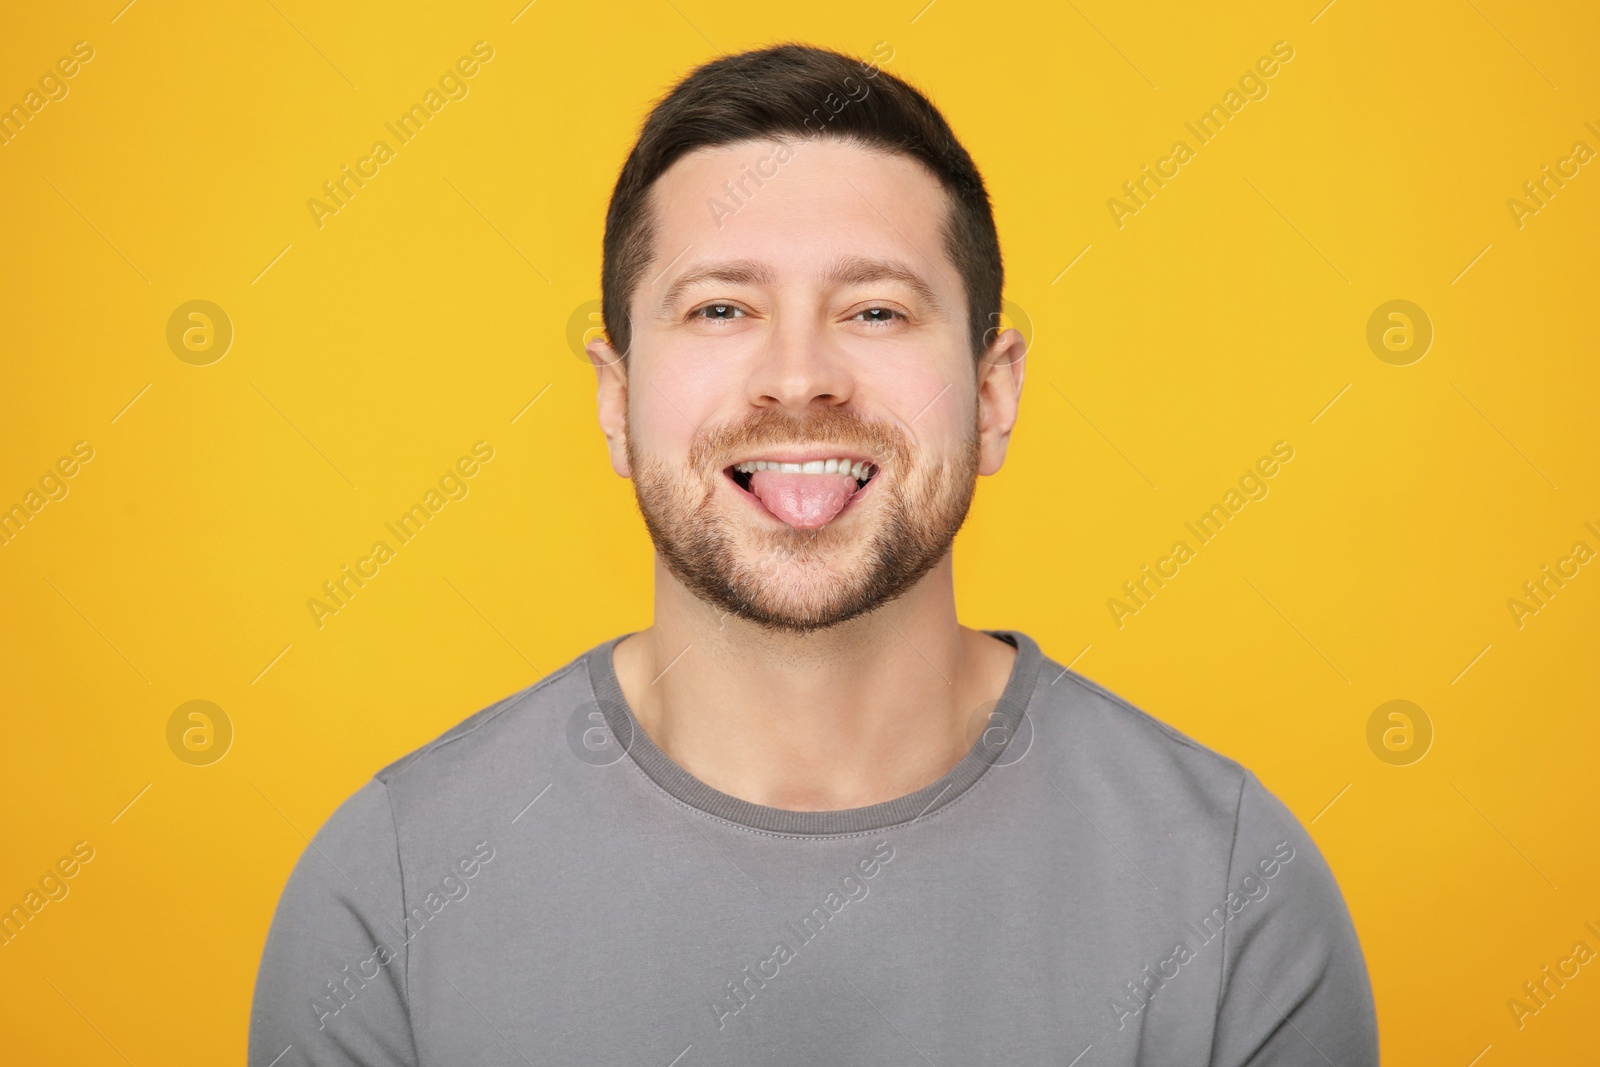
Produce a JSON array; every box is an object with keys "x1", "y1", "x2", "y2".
[{"x1": 626, "y1": 404, "x2": 981, "y2": 635}]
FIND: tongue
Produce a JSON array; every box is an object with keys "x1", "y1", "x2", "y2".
[{"x1": 748, "y1": 471, "x2": 859, "y2": 529}]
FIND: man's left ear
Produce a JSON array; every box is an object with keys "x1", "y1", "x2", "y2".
[
  {"x1": 586, "y1": 334, "x2": 632, "y2": 478},
  {"x1": 976, "y1": 326, "x2": 1026, "y2": 476}
]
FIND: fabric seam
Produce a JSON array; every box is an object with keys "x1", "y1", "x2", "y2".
[
  {"x1": 378, "y1": 661, "x2": 581, "y2": 784},
  {"x1": 378, "y1": 776, "x2": 422, "y2": 1066},
  {"x1": 1209, "y1": 769, "x2": 1250, "y2": 1052},
  {"x1": 615, "y1": 725, "x2": 1012, "y2": 841},
  {"x1": 581, "y1": 645, "x2": 1039, "y2": 841},
  {"x1": 1056, "y1": 668, "x2": 1244, "y2": 769}
]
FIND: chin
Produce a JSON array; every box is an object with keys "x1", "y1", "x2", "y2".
[
  {"x1": 721, "y1": 551, "x2": 880, "y2": 633},
  {"x1": 717, "y1": 595, "x2": 883, "y2": 636}
]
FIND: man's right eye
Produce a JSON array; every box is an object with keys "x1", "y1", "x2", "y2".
[{"x1": 694, "y1": 304, "x2": 744, "y2": 321}]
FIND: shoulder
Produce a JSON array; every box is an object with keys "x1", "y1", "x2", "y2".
[
  {"x1": 364, "y1": 642, "x2": 608, "y2": 826},
  {"x1": 1026, "y1": 650, "x2": 1255, "y2": 836},
  {"x1": 1036, "y1": 661, "x2": 1323, "y2": 867},
  {"x1": 376, "y1": 654, "x2": 589, "y2": 781},
  {"x1": 1027, "y1": 642, "x2": 1363, "y2": 968}
]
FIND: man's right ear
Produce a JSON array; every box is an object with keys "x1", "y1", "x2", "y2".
[{"x1": 585, "y1": 335, "x2": 631, "y2": 478}]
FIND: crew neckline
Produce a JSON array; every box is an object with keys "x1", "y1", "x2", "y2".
[{"x1": 584, "y1": 628, "x2": 1043, "y2": 836}]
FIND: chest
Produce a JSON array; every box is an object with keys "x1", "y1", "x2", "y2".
[{"x1": 400, "y1": 813, "x2": 1225, "y2": 1065}]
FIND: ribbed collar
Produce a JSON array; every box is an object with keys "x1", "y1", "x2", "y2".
[{"x1": 584, "y1": 629, "x2": 1043, "y2": 835}]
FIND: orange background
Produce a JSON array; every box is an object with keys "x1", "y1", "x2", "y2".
[{"x1": 1, "y1": 0, "x2": 1597, "y2": 1062}]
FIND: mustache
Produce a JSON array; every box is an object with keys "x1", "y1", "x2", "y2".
[{"x1": 687, "y1": 407, "x2": 911, "y2": 472}]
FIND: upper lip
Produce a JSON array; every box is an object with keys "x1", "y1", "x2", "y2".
[{"x1": 726, "y1": 448, "x2": 877, "y2": 467}]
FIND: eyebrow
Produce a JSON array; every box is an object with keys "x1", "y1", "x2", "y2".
[
  {"x1": 656, "y1": 255, "x2": 945, "y2": 315},
  {"x1": 659, "y1": 260, "x2": 776, "y2": 314},
  {"x1": 826, "y1": 255, "x2": 945, "y2": 313}
]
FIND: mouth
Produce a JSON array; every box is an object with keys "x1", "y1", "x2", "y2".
[{"x1": 724, "y1": 455, "x2": 879, "y2": 530}]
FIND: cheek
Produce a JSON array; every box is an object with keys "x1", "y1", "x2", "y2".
[
  {"x1": 887, "y1": 372, "x2": 976, "y2": 456},
  {"x1": 637, "y1": 336, "x2": 767, "y2": 427},
  {"x1": 872, "y1": 332, "x2": 971, "y2": 408},
  {"x1": 627, "y1": 370, "x2": 713, "y2": 459}
]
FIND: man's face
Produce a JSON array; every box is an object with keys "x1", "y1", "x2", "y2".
[{"x1": 589, "y1": 137, "x2": 1023, "y2": 635}]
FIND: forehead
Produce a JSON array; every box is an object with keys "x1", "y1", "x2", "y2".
[{"x1": 641, "y1": 138, "x2": 962, "y2": 297}]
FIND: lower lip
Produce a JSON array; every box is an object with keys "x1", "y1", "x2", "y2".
[{"x1": 723, "y1": 469, "x2": 878, "y2": 527}]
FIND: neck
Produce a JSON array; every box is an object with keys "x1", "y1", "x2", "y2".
[{"x1": 610, "y1": 553, "x2": 1017, "y2": 811}]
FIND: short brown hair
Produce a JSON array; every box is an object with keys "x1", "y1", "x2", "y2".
[{"x1": 599, "y1": 43, "x2": 1003, "y2": 362}]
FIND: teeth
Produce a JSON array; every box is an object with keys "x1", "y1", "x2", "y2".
[{"x1": 731, "y1": 459, "x2": 876, "y2": 479}]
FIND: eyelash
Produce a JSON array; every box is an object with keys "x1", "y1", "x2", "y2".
[
  {"x1": 689, "y1": 303, "x2": 907, "y2": 326},
  {"x1": 854, "y1": 307, "x2": 906, "y2": 326},
  {"x1": 693, "y1": 303, "x2": 745, "y2": 322}
]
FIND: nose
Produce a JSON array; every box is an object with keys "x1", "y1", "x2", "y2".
[{"x1": 745, "y1": 311, "x2": 856, "y2": 413}]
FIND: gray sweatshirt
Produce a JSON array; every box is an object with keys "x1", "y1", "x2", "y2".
[{"x1": 249, "y1": 630, "x2": 1378, "y2": 1065}]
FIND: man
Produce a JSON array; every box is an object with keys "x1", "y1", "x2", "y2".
[{"x1": 250, "y1": 43, "x2": 1378, "y2": 1065}]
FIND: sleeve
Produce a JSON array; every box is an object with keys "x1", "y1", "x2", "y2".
[
  {"x1": 248, "y1": 777, "x2": 420, "y2": 1067},
  {"x1": 1208, "y1": 772, "x2": 1379, "y2": 1066}
]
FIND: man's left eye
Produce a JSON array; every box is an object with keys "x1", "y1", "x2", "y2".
[{"x1": 855, "y1": 307, "x2": 904, "y2": 324}]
